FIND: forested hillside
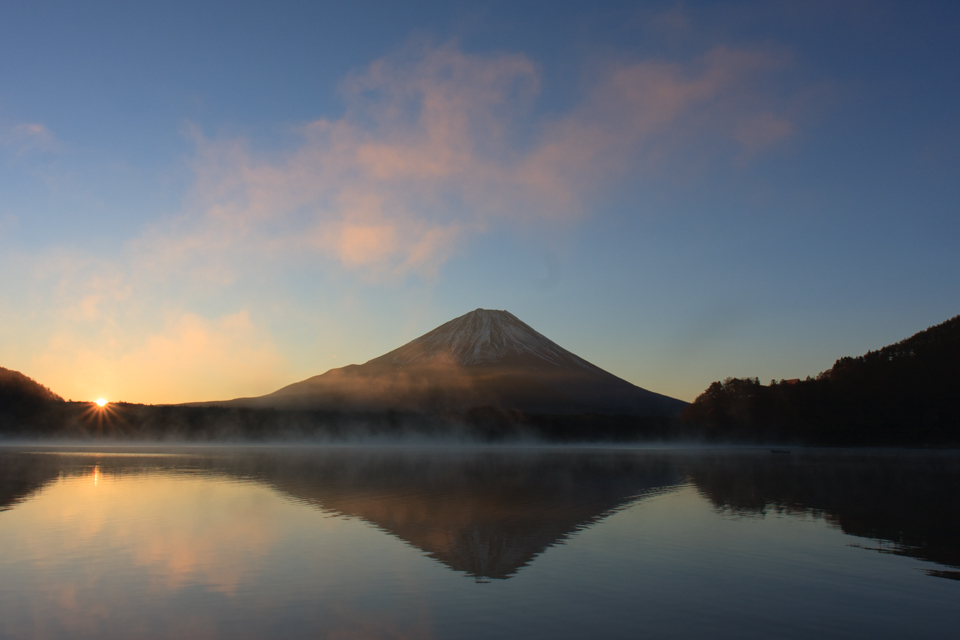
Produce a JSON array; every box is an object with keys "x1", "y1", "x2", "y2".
[
  {"x1": 681, "y1": 316, "x2": 960, "y2": 445},
  {"x1": 0, "y1": 367, "x2": 64, "y2": 432}
]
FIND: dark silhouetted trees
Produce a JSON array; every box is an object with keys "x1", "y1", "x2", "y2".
[
  {"x1": 681, "y1": 315, "x2": 960, "y2": 445},
  {"x1": 0, "y1": 367, "x2": 65, "y2": 434}
]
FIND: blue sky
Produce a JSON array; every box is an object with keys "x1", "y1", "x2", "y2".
[{"x1": 1, "y1": 0, "x2": 958, "y2": 403}]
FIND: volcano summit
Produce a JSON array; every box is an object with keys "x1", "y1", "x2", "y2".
[{"x1": 220, "y1": 309, "x2": 686, "y2": 416}]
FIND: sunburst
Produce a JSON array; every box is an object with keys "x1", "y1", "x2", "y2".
[{"x1": 78, "y1": 399, "x2": 127, "y2": 436}]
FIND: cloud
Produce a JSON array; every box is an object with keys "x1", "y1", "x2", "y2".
[
  {"x1": 1, "y1": 122, "x2": 57, "y2": 155},
  {"x1": 138, "y1": 42, "x2": 795, "y2": 283}
]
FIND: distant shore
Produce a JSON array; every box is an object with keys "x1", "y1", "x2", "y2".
[{"x1": 2, "y1": 400, "x2": 958, "y2": 448}]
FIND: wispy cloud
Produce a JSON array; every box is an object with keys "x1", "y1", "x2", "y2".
[{"x1": 140, "y1": 42, "x2": 796, "y2": 282}]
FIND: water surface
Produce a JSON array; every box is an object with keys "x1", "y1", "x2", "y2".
[{"x1": 0, "y1": 446, "x2": 957, "y2": 639}]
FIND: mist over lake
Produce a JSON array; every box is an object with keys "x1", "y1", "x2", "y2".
[{"x1": 0, "y1": 445, "x2": 957, "y2": 639}]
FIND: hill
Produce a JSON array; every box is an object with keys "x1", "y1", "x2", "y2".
[
  {"x1": 0, "y1": 367, "x2": 64, "y2": 433},
  {"x1": 680, "y1": 315, "x2": 960, "y2": 445}
]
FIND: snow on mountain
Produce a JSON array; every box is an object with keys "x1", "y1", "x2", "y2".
[{"x1": 368, "y1": 309, "x2": 596, "y2": 370}]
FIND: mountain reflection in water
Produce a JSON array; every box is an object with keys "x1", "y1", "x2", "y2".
[
  {"x1": 238, "y1": 450, "x2": 685, "y2": 579},
  {"x1": 0, "y1": 447, "x2": 958, "y2": 582},
  {"x1": 0, "y1": 448, "x2": 684, "y2": 580}
]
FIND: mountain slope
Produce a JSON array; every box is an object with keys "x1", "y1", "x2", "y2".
[{"x1": 222, "y1": 309, "x2": 686, "y2": 416}]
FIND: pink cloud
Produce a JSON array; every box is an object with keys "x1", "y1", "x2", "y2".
[
  {"x1": 338, "y1": 224, "x2": 397, "y2": 266},
  {"x1": 149, "y1": 42, "x2": 794, "y2": 282}
]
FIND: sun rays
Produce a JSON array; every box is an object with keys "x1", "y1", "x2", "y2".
[{"x1": 79, "y1": 399, "x2": 127, "y2": 436}]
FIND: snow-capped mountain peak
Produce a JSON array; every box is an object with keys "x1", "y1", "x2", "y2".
[
  {"x1": 224, "y1": 307, "x2": 687, "y2": 417},
  {"x1": 369, "y1": 309, "x2": 595, "y2": 369}
]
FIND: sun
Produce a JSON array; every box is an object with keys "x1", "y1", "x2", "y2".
[{"x1": 95, "y1": 398, "x2": 108, "y2": 407}]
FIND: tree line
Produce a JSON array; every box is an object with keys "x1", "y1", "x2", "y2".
[{"x1": 680, "y1": 315, "x2": 960, "y2": 445}]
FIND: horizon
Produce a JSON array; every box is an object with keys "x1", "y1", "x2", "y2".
[{"x1": 1, "y1": 1, "x2": 958, "y2": 405}]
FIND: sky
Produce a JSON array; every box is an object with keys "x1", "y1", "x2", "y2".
[{"x1": 1, "y1": 0, "x2": 958, "y2": 404}]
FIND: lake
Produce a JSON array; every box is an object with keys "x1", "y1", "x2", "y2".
[{"x1": 0, "y1": 445, "x2": 957, "y2": 639}]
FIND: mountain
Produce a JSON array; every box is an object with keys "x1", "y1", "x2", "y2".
[{"x1": 219, "y1": 309, "x2": 686, "y2": 417}]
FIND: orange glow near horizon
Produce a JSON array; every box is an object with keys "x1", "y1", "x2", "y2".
[{"x1": 95, "y1": 398, "x2": 108, "y2": 407}]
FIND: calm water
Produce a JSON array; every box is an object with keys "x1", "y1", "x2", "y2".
[{"x1": 0, "y1": 446, "x2": 957, "y2": 639}]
